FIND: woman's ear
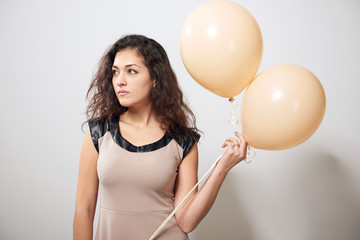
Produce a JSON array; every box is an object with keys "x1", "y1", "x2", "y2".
[{"x1": 153, "y1": 80, "x2": 157, "y2": 88}]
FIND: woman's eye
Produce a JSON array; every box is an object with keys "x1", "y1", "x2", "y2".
[
  {"x1": 112, "y1": 70, "x2": 118, "y2": 75},
  {"x1": 129, "y1": 69, "x2": 137, "y2": 74}
]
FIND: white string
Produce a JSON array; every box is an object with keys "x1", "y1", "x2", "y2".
[
  {"x1": 227, "y1": 97, "x2": 255, "y2": 165},
  {"x1": 148, "y1": 154, "x2": 223, "y2": 240},
  {"x1": 227, "y1": 97, "x2": 239, "y2": 125}
]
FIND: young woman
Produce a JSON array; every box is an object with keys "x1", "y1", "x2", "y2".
[{"x1": 73, "y1": 34, "x2": 248, "y2": 240}]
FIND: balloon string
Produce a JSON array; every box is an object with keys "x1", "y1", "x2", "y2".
[
  {"x1": 227, "y1": 97, "x2": 256, "y2": 164},
  {"x1": 227, "y1": 97, "x2": 239, "y2": 125},
  {"x1": 245, "y1": 145, "x2": 256, "y2": 164},
  {"x1": 148, "y1": 155, "x2": 223, "y2": 240},
  {"x1": 148, "y1": 148, "x2": 254, "y2": 239}
]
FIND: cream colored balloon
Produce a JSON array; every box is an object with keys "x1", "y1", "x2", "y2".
[
  {"x1": 241, "y1": 64, "x2": 326, "y2": 150},
  {"x1": 180, "y1": 0, "x2": 263, "y2": 98}
]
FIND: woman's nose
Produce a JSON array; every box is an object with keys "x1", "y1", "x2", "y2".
[{"x1": 115, "y1": 72, "x2": 127, "y2": 86}]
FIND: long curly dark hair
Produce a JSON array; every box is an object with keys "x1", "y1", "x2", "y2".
[{"x1": 82, "y1": 34, "x2": 199, "y2": 138}]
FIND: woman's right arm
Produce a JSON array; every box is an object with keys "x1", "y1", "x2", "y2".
[{"x1": 73, "y1": 128, "x2": 99, "y2": 240}]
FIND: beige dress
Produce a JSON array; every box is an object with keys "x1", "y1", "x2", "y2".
[{"x1": 88, "y1": 116, "x2": 199, "y2": 240}]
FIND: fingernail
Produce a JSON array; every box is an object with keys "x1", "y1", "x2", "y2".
[{"x1": 235, "y1": 131, "x2": 239, "y2": 134}]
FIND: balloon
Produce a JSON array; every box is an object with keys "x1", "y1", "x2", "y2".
[
  {"x1": 180, "y1": 0, "x2": 263, "y2": 98},
  {"x1": 240, "y1": 64, "x2": 326, "y2": 150}
]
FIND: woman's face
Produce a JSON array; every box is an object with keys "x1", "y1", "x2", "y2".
[{"x1": 112, "y1": 48, "x2": 155, "y2": 108}]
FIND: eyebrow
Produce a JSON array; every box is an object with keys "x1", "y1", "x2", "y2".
[{"x1": 112, "y1": 64, "x2": 140, "y2": 69}]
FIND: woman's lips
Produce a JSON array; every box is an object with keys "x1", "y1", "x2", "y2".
[{"x1": 118, "y1": 90, "x2": 129, "y2": 96}]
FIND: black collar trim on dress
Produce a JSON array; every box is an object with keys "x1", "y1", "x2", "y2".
[{"x1": 108, "y1": 115, "x2": 173, "y2": 153}]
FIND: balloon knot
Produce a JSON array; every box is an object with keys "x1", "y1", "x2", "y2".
[{"x1": 229, "y1": 97, "x2": 235, "y2": 102}]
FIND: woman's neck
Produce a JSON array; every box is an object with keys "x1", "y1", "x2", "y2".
[{"x1": 121, "y1": 102, "x2": 158, "y2": 128}]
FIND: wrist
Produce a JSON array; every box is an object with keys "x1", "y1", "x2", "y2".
[{"x1": 213, "y1": 162, "x2": 231, "y2": 177}]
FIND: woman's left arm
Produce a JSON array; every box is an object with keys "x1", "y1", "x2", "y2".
[{"x1": 174, "y1": 132, "x2": 247, "y2": 233}]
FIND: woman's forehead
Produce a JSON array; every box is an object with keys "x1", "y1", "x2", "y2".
[{"x1": 114, "y1": 48, "x2": 145, "y2": 66}]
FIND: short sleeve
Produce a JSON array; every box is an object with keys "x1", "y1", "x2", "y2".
[
  {"x1": 88, "y1": 118, "x2": 110, "y2": 152},
  {"x1": 174, "y1": 131, "x2": 200, "y2": 159}
]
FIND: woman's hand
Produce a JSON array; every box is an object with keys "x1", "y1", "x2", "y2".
[{"x1": 217, "y1": 132, "x2": 248, "y2": 173}]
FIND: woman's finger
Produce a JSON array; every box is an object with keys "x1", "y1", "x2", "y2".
[
  {"x1": 222, "y1": 139, "x2": 233, "y2": 148},
  {"x1": 228, "y1": 137, "x2": 241, "y2": 156},
  {"x1": 235, "y1": 133, "x2": 247, "y2": 158},
  {"x1": 239, "y1": 134, "x2": 247, "y2": 151},
  {"x1": 222, "y1": 139, "x2": 232, "y2": 148},
  {"x1": 227, "y1": 137, "x2": 240, "y2": 147},
  {"x1": 223, "y1": 138, "x2": 237, "y2": 146}
]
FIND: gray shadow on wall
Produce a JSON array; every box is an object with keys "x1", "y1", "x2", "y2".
[
  {"x1": 189, "y1": 151, "x2": 360, "y2": 240},
  {"x1": 290, "y1": 152, "x2": 360, "y2": 240},
  {"x1": 189, "y1": 174, "x2": 254, "y2": 240}
]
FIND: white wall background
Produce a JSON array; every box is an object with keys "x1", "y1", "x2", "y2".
[{"x1": 1, "y1": 0, "x2": 359, "y2": 239}]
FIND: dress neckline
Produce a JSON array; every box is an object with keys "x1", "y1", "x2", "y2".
[{"x1": 109, "y1": 115, "x2": 173, "y2": 153}]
